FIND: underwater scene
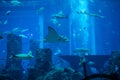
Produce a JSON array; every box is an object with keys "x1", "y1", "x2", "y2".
[{"x1": 0, "y1": 0, "x2": 120, "y2": 80}]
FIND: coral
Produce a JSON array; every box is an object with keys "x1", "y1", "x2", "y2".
[{"x1": 44, "y1": 68, "x2": 69, "y2": 80}]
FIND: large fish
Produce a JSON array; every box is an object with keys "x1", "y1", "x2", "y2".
[
  {"x1": 44, "y1": 26, "x2": 68, "y2": 43},
  {"x1": 52, "y1": 11, "x2": 68, "y2": 19},
  {"x1": 77, "y1": 11, "x2": 104, "y2": 18},
  {"x1": 72, "y1": 48, "x2": 89, "y2": 57},
  {"x1": 10, "y1": 51, "x2": 34, "y2": 59},
  {"x1": 73, "y1": 48, "x2": 89, "y2": 53}
]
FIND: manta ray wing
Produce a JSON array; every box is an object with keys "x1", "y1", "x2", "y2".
[
  {"x1": 44, "y1": 26, "x2": 61, "y2": 42},
  {"x1": 47, "y1": 26, "x2": 59, "y2": 38}
]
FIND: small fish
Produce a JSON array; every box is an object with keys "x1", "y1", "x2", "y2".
[
  {"x1": 88, "y1": 61, "x2": 95, "y2": 66},
  {"x1": 20, "y1": 29, "x2": 29, "y2": 33},
  {"x1": 39, "y1": 7, "x2": 44, "y2": 10},
  {"x1": 73, "y1": 48, "x2": 89, "y2": 57},
  {"x1": 52, "y1": 11, "x2": 68, "y2": 19},
  {"x1": 52, "y1": 15, "x2": 68, "y2": 19},
  {"x1": 3, "y1": 31, "x2": 11, "y2": 34},
  {"x1": 10, "y1": 51, "x2": 34, "y2": 59},
  {"x1": 37, "y1": 7, "x2": 45, "y2": 14},
  {"x1": 0, "y1": 35, "x2": 3, "y2": 39},
  {"x1": 3, "y1": 28, "x2": 20, "y2": 35},
  {"x1": 12, "y1": 27, "x2": 21, "y2": 33},
  {"x1": 3, "y1": 20, "x2": 8, "y2": 24},
  {"x1": 73, "y1": 48, "x2": 89, "y2": 53},
  {"x1": 6, "y1": 10, "x2": 11, "y2": 15},
  {"x1": 10, "y1": 0, "x2": 22, "y2": 6},
  {"x1": 19, "y1": 34, "x2": 28, "y2": 38},
  {"x1": 54, "y1": 48, "x2": 61, "y2": 55},
  {"x1": 12, "y1": 27, "x2": 19, "y2": 32},
  {"x1": 50, "y1": 18, "x2": 61, "y2": 26},
  {"x1": 0, "y1": 21, "x2": 2, "y2": 24},
  {"x1": 50, "y1": 18, "x2": 58, "y2": 24},
  {"x1": 90, "y1": 67, "x2": 99, "y2": 73}
]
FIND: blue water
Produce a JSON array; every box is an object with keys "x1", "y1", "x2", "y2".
[
  {"x1": 0, "y1": 0, "x2": 120, "y2": 55},
  {"x1": 0, "y1": 0, "x2": 120, "y2": 80}
]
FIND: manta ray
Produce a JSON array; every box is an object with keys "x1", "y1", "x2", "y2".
[{"x1": 44, "y1": 26, "x2": 68, "y2": 43}]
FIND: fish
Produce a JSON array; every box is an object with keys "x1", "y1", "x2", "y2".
[
  {"x1": 73, "y1": 48, "x2": 89, "y2": 53},
  {"x1": 3, "y1": 28, "x2": 29, "y2": 35},
  {"x1": 10, "y1": 0, "x2": 22, "y2": 6},
  {"x1": 90, "y1": 67, "x2": 99, "y2": 73},
  {"x1": 88, "y1": 61, "x2": 95, "y2": 66},
  {"x1": 77, "y1": 10, "x2": 104, "y2": 18},
  {"x1": 50, "y1": 18, "x2": 58, "y2": 24},
  {"x1": 3, "y1": 20, "x2": 8, "y2": 24},
  {"x1": 6, "y1": 10, "x2": 11, "y2": 15},
  {"x1": 0, "y1": 35, "x2": 3, "y2": 39},
  {"x1": 50, "y1": 11, "x2": 67, "y2": 26},
  {"x1": 73, "y1": 48, "x2": 89, "y2": 56},
  {"x1": 50, "y1": 18, "x2": 61, "y2": 26},
  {"x1": 19, "y1": 34, "x2": 28, "y2": 38},
  {"x1": 52, "y1": 14, "x2": 68, "y2": 19},
  {"x1": 3, "y1": 31, "x2": 11, "y2": 34},
  {"x1": 54, "y1": 48, "x2": 61, "y2": 55},
  {"x1": 2, "y1": 28, "x2": 19, "y2": 35},
  {"x1": 44, "y1": 26, "x2": 69, "y2": 43},
  {"x1": 10, "y1": 51, "x2": 34, "y2": 59},
  {"x1": 12, "y1": 27, "x2": 19, "y2": 32},
  {"x1": 52, "y1": 11, "x2": 68, "y2": 19},
  {"x1": 11, "y1": 27, "x2": 21, "y2": 34},
  {"x1": 20, "y1": 29, "x2": 29, "y2": 33},
  {"x1": 37, "y1": 7, "x2": 45, "y2": 14},
  {"x1": 0, "y1": 21, "x2": 2, "y2": 24}
]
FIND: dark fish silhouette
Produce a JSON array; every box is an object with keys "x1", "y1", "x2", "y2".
[
  {"x1": 44, "y1": 26, "x2": 68, "y2": 43},
  {"x1": 0, "y1": 36, "x2": 3, "y2": 39}
]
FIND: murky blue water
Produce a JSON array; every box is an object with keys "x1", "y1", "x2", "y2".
[{"x1": 0, "y1": 0, "x2": 120, "y2": 80}]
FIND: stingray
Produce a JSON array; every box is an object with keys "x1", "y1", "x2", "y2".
[{"x1": 44, "y1": 26, "x2": 68, "y2": 43}]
